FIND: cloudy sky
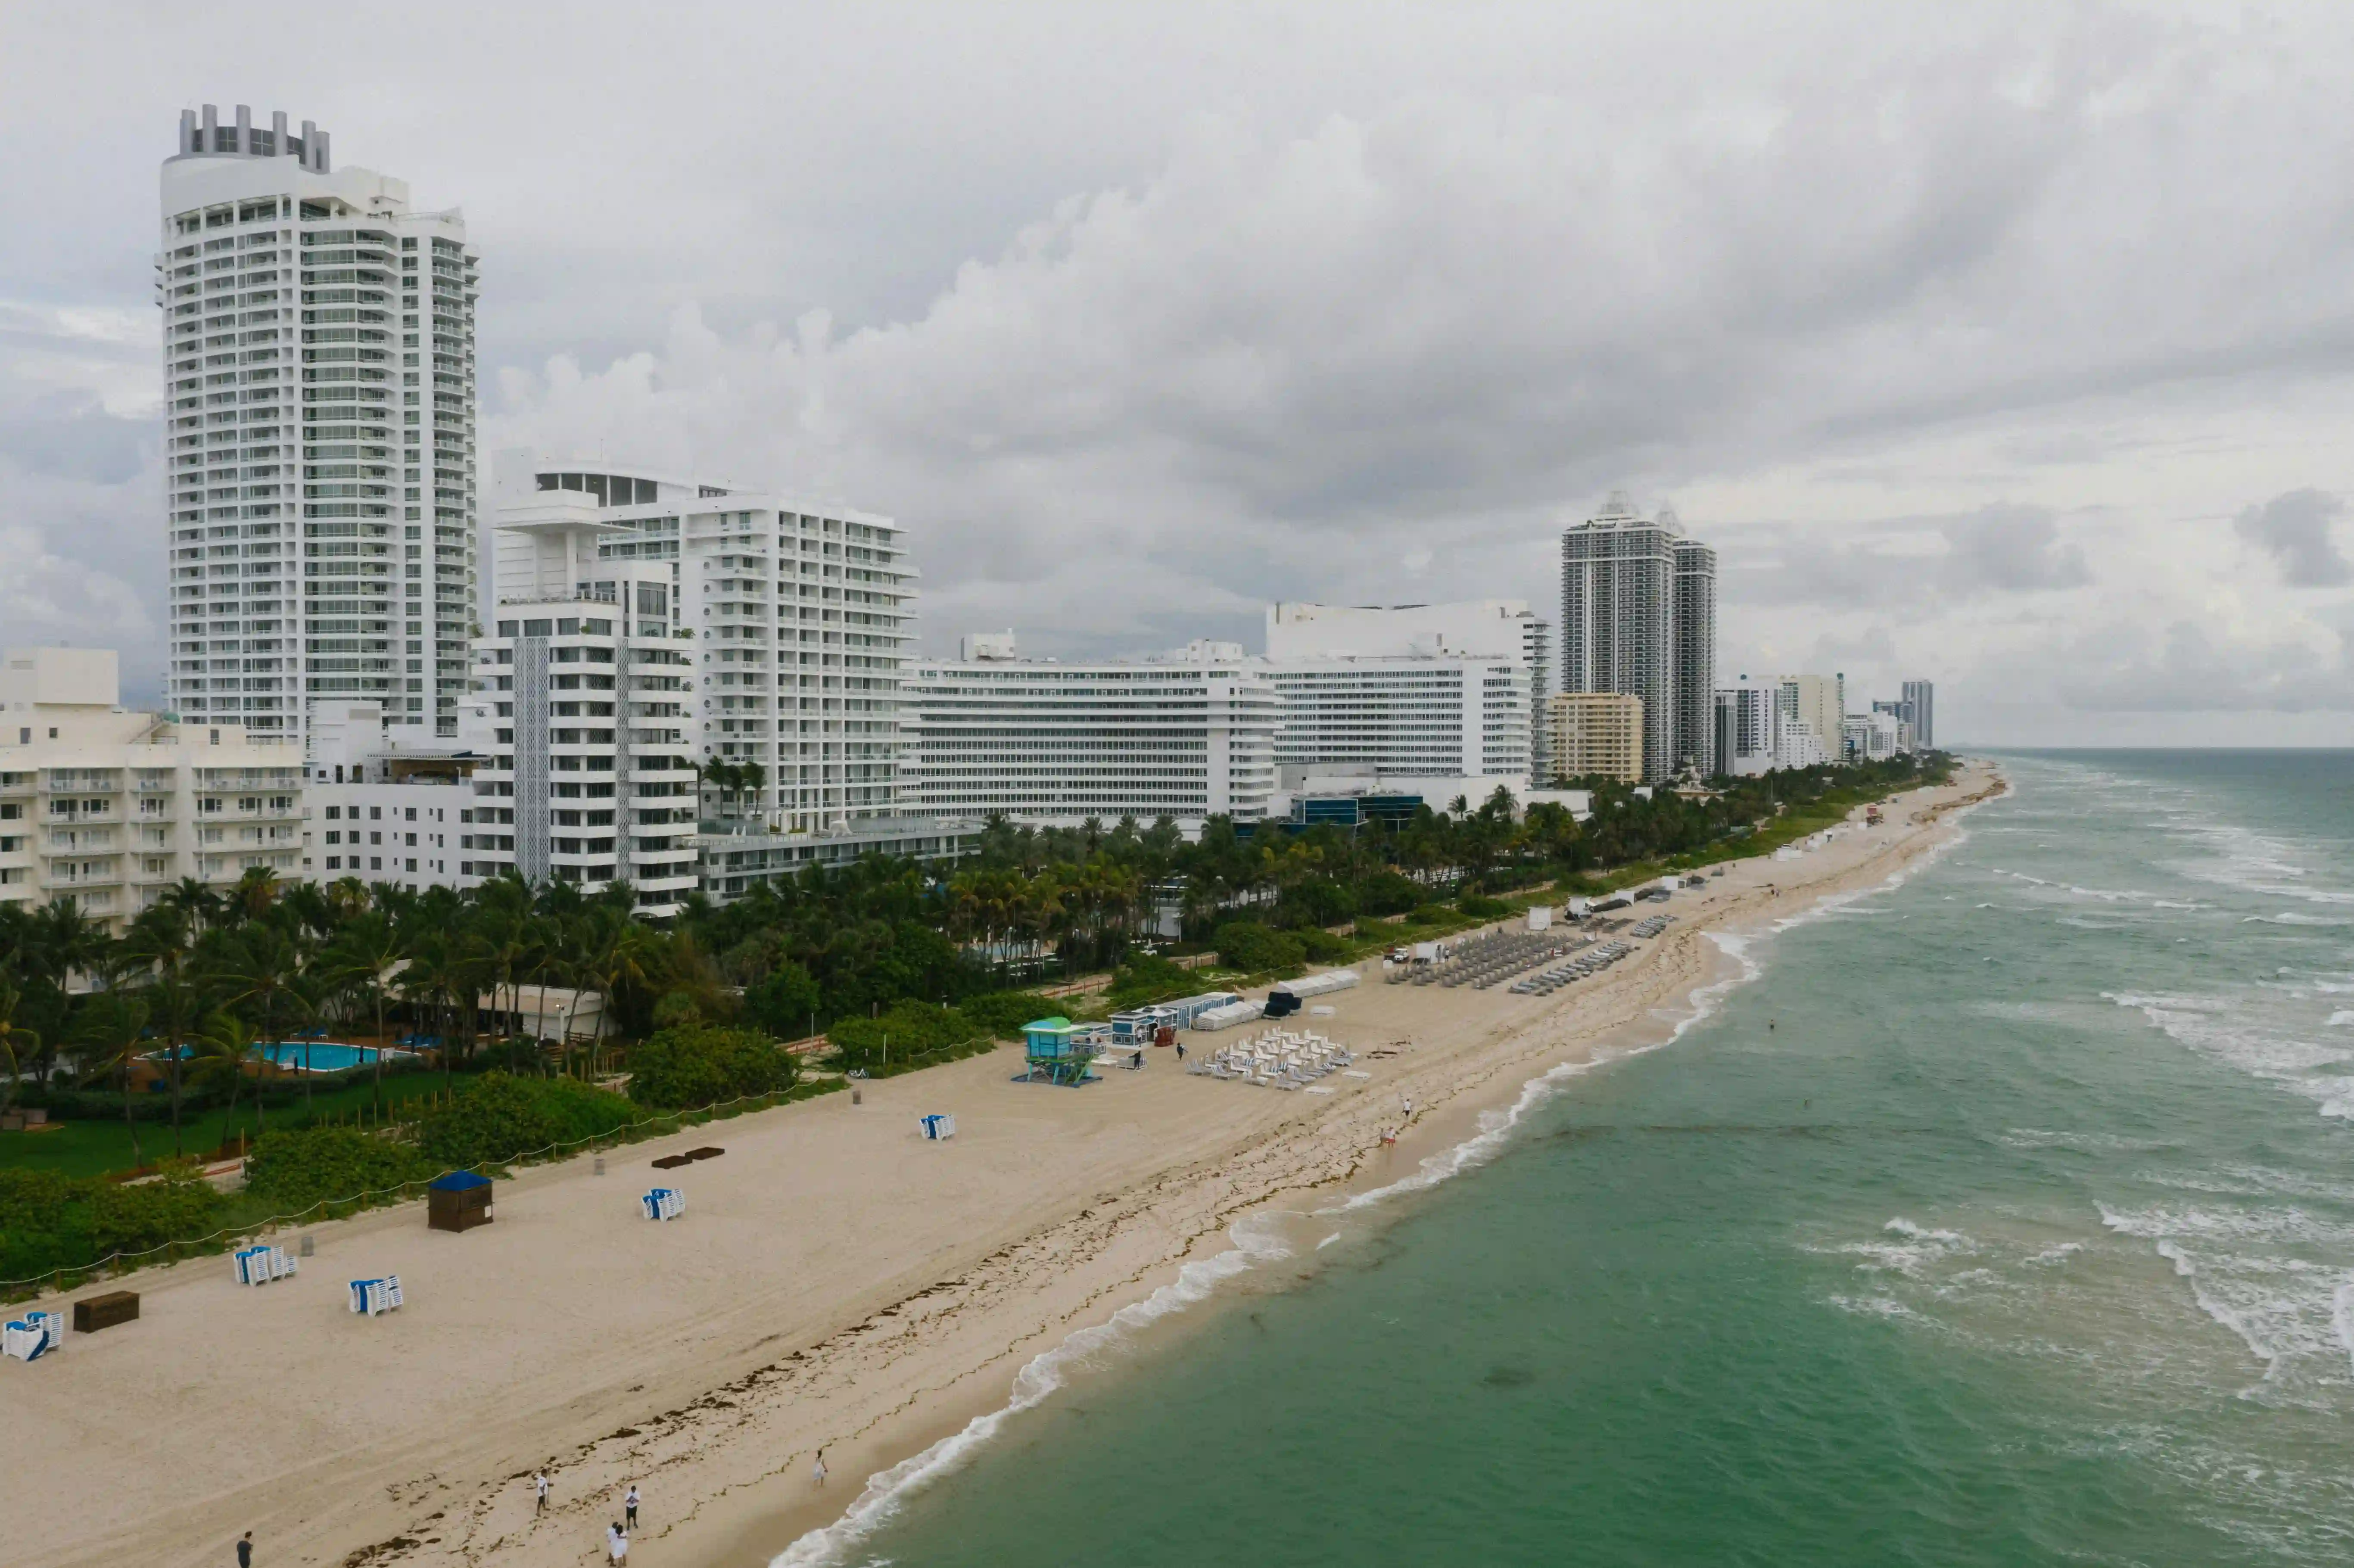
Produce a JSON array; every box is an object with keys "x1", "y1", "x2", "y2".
[{"x1": 6, "y1": 1, "x2": 2354, "y2": 745}]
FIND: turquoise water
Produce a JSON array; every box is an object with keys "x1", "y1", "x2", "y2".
[
  {"x1": 811, "y1": 753, "x2": 2354, "y2": 1567},
  {"x1": 149, "y1": 1042, "x2": 414, "y2": 1072}
]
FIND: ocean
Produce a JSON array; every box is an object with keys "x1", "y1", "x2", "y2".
[{"x1": 803, "y1": 752, "x2": 2354, "y2": 1567}]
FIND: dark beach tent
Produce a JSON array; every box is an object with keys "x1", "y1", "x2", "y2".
[{"x1": 427, "y1": 1169, "x2": 494, "y2": 1233}]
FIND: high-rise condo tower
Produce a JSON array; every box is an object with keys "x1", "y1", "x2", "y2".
[
  {"x1": 1559, "y1": 495, "x2": 1717, "y2": 782},
  {"x1": 160, "y1": 105, "x2": 478, "y2": 753}
]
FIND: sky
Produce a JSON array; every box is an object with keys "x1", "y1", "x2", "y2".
[{"x1": 5, "y1": 1, "x2": 2354, "y2": 746}]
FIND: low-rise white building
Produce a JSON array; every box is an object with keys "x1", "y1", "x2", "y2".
[
  {"x1": 902, "y1": 636, "x2": 1278, "y2": 827},
  {"x1": 1844, "y1": 711, "x2": 1905, "y2": 762},
  {"x1": 303, "y1": 700, "x2": 479, "y2": 890},
  {"x1": 1, "y1": 647, "x2": 302, "y2": 929}
]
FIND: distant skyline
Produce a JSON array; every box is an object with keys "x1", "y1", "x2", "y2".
[{"x1": 6, "y1": 2, "x2": 2354, "y2": 745}]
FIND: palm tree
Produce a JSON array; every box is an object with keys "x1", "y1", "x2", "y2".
[
  {"x1": 122, "y1": 904, "x2": 202, "y2": 1154},
  {"x1": 397, "y1": 933, "x2": 467, "y2": 1091},
  {"x1": 221, "y1": 926, "x2": 315, "y2": 1123},
  {"x1": 74, "y1": 992, "x2": 152, "y2": 1170},
  {"x1": 184, "y1": 1010, "x2": 258, "y2": 1153},
  {"x1": 323, "y1": 912, "x2": 408, "y2": 1112},
  {"x1": 157, "y1": 876, "x2": 222, "y2": 934},
  {"x1": 227, "y1": 866, "x2": 282, "y2": 927},
  {"x1": 0, "y1": 978, "x2": 40, "y2": 1121}
]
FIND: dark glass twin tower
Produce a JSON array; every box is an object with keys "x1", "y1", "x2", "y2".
[{"x1": 1559, "y1": 495, "x2": 1717, "y2": 783}]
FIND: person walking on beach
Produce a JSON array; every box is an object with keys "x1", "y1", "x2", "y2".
[
  {"x1": 1176, "y1": 1042, "x2": 1186, "y2": 1063},
  {"x1": 236, "y1": 1532, "x2": 254, "y2": 1567},
  {"x1": 533, "y1": 1471, "x2": 549, "y2": 1514},
  {"x1": 624, "y1": 1484, "x2": 639, "y2": 1530},
  {"x1": 813, "y1": 1448, "x2": 828, "y2": 1487}
]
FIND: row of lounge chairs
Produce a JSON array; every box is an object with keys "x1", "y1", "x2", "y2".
[
  {"x1": 1188, "y1": 1028, "x2": 1354, "y2": 1089},
  {"x1": 1393, "y1": 926, "x2": 1538, "y2": 988},
  {"x1": 1508, "y1": 942, "x2": 1633, "y2": 996},
  {"x1": 1628, "y1": 914, "x2": 1676, "y2": 939},
  {"x1": 1452, "y1": 934, "x2": 1596, "y2": 991}
]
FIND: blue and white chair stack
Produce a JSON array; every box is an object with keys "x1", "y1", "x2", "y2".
[
  {"x1": 2, "y1": 1309, "x2": 65, "y2": 1361},
  {"x1": 641, "y1": 1187, "x2": 685, "y2": 1221},
  {"x1": 234, "y1": 1244, "x2": 299, "y2": 1285},
  {"x1": 347, "y1": 1275, "x2": 404, "y2": 1316},
  {"x1": 918, "y1": 1114, "x2": 957, "y2": 1140}
]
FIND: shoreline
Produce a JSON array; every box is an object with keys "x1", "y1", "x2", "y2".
[
  {"x1": 6, "y1": 762, "x2": 2002, "y2": 1568},
  {"x1": 699, "y1": 761, "x2": 2008, "y2": 1568}
]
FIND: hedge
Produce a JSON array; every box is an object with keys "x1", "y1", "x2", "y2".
[
  {"x1": 242, "y1": 1126, "x2": 439, "y2": 1210},
  {"x1": 625, "y1": 1024, "x2": 795, "y2": 1111},
  {"x1": 415, "y1": 1072, "x2": 640, "y2": 1168}
]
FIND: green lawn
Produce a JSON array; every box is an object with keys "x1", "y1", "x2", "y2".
[{"x1": 0, "y1": 1072, "x2": 455, "y2": 1181}]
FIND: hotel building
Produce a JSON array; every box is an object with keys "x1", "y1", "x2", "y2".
[{"x1": 160, "y1": 105, "x2": 478, "y2": 751}]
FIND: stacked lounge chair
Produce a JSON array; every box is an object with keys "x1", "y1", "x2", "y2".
[
  {"x1": 641, "y1": 1187, "x2": 685, "y2": 1221},
  {"x1": 3, "y1": 1310, "x2": 65, "y2": 1361},
  {"x1": 233, "y1": 1244, "x2": 299, "y2": 1285},
  {"x1": 918, "y1": 1114, "x2": 956, "y2": 1140},
  {"x1": 347, "y1": 1276, "x2": 403, "y2": 1316},
  {"x1": 1190, "y1": 1028, "x2": 1354, "y2": 1088}
]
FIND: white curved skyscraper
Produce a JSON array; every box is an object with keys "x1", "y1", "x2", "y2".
[{"x1": 160, "y1": 105, "x2": 478, "y2": 751}]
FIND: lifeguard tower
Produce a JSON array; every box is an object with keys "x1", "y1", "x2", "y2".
[{"x1": 1020, "y1": 1017, "x2": 1103, "y2": 1086}]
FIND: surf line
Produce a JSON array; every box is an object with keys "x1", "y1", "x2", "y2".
[{"x1": 774, "y1": 781, "x2": 1982, "y2": 1566}]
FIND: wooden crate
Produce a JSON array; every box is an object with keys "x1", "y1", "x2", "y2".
[
  {"x1": 74, "y1": 1291, "x2": 140, "y2": 1333},
  {"x1": 427, "y1": 1184, "x2": 493, "y2": 1233}
]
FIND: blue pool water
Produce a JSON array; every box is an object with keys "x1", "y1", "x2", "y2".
[{"x1": 148, "y1": 1042, "x2": 416, "y2": 1073}]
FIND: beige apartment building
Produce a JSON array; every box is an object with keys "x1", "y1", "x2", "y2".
[
  {"x1": 0, "y1": 648, "x2": 304, "y2": 930},
  {"x1": 1545, "y1": 691, "x2": 1645, "y2": 784}
]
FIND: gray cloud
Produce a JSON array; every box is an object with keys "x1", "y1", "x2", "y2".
[
  {"x1": 2234, "y1": 488, "x2": 2351, "y2": 586},
  {"x1": 0, "y1": 391, "x2": 149, "y2": 485},
  {"x1": 2056, "y1": 618, "x2": 2349, "y2": 714},
  {"x1": 1727, "y1": 504, "x2": 2089, "y2": 610},
  {"x1": 8, "y1": 3, "x2": 2354, "y2": 738}
]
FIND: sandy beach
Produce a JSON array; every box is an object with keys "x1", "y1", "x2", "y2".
[{"x1": 3, "y1": 762, "x2": 2000, "y2": 1568}]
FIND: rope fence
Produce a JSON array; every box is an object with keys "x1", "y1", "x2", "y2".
[{"x1": 1, "y1": 1078, "x2": 840, "y2": 1301}]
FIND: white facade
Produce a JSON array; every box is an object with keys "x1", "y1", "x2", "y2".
[
  {"x1": 496, "y1": 458, "x2": 915, "y2": 836},
  {"x1": 303, "y1": 700, "x2": 475, "y2": 890},
  {"x1": 1, "y1": 648, "x2": 303, "y2": 930},
  {"x1": 160, "y1": 105, "x2": 478, "y2": 752},
  {"x1": 1266, "y1": 600, "x2": 1550, "y2": 775},
  {"x1": 1846, "y1": 711, "x2": 1905, "y2": 762},
  {"x1": 1775, "y1": 716, "x2": 1831, "y2": 770},
  {"x1": 1264, "y1": 654, "x2": 1529, "y2": 780},
  {"x1": 903, "y1": 636, "x2": 1278, "y2": 826},
  {"x1": 461, "y1": 503, "x2": 701, "y2": 915},
  {"x1": 1713, "y1": 681, "x2": 1776, "y2": 777}
]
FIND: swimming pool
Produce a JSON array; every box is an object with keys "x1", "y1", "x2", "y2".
[
  {"x1": 146, "y1": 1042, "x2": 419, "y2": 1073},
  {"x1": 252, "y1": 1042, "x2": 416, "y2": 1073}
]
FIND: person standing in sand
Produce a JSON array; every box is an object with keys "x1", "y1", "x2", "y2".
[
  {"x1": 533, "y1": 1471, "x2": 549, "y2": 1514},
  {"x1": 607, "y1": 1521, "x2": 628, "y2": 1562},
  {"x1": 813, "y1": 1448, "x2": 828, "y2": 1487},
  {"x1": 624, "y1": 1484, "x2": 639, "y2": 1530},
  {"x1": 236, "y1": 1531, "x2": 254, "y2": 1567}
]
